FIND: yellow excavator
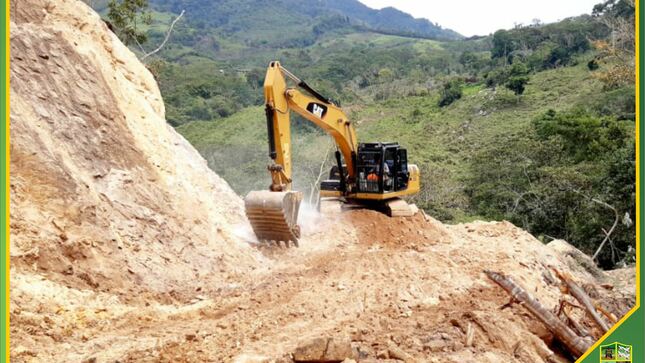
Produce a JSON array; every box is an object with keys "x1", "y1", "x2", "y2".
[{"x1": 244, "y1": 62, "x2": 420, "y2": 245}]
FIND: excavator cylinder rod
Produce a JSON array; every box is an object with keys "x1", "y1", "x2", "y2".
[{"x1": 244, "y1": 190, "x2": 303, "y2": 246}]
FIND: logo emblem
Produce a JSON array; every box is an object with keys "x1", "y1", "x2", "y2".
[
  {"x1": 307, "y1": 103, "x2": 327, "y2": 118},
  {"x1": 600, "y1": 342, "x2": 632, "y2": 362}
]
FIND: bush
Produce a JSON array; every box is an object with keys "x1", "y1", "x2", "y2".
[
  {"x1": 438, "y1": 79, "x2": 463, "y2": 107},
  {"x1": 484, "y1": 67, "x2": 511, "y2": 88},
  {"x1": 501, "y1": 62, "x2": 530, "y2": 96},
  {"x1": 187, "y1": 101, "x2": 212, "y2": 121},
  {"x1": 589, "y1": 86, "x2": 635, "y2": 120},
  {"x1": 107, "y1": 0, "x2": 151, "y2": 46},
  {"x1": 588, "y1": 59, "x2": 600, "y2": 71},
  {"x1": 506, "y1": 76, "x2": 529, "y2": 95},
  {"x1": 533, "y1": 108, "x2": 630, "y2": 161}
]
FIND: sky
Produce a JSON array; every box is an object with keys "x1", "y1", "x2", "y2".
[{"x1": 358, "y1": 0, "x2": 600, "y2": 37}]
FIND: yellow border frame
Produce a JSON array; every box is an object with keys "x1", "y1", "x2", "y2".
[
  {"x1": 0, "y1": 0, "x2": 641, "y2": 362},
  {"x1": 4, "y1": 0, "x2": 9, "y2": 360}
]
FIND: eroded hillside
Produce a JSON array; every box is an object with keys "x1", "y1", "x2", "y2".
[
  {"x1": 9, "y1": 0, "x2": 635, "y2": 362},
  {"x1": 10, "y1": 0, "x2": 263, "y2": 309}
]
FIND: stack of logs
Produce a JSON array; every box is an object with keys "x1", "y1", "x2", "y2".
[{"x1": 485, "y1": 268, "x2": 619, "y2": 360}]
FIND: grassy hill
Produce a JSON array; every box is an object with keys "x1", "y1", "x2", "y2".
[
  {"x1": 155, "y1": 30, "x2": 463, "y2": 126},
  {"x1": 176, "y1": 58, "x2": 613, "y2": 219}
]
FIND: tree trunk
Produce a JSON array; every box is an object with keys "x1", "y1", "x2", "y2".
[
  {"x1": 553, "y1": 269, "x2": 610, "y2": 333},
  {"x1": 485, "y1": 270, "x2": 593, "y2": 358}
]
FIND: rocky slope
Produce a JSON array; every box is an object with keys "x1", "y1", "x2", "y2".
[
  {"x1": 10, "y1": 0, "x2": 263, "y2": 314},
  {"x1": 9, "y1": 0, "x2": 635, "y2": 362}
]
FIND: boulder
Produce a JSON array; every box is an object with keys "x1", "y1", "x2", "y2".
[{"x1": 293, "y1": 336, "x2": 354, "y2": 362}]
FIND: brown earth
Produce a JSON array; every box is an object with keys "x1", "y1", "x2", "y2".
[{"x1": 9, "y1": 0, "x2": 635, "y2": 362}]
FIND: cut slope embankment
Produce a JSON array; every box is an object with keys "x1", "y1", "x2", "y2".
[
  {"x1": 10, "y1": 0, "x2": 262, "y2": 292},
  {"x1": 10, "y1": 0, "x2": 267, "y2": 358}
]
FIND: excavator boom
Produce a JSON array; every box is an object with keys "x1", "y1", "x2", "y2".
[{"x1": 244, "y1": 61, "x2": 357, "y2": 245}]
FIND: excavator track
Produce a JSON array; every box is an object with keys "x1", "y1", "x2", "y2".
[{"x1": 244, "y1": 190, "x2": 303, "y2": 247}]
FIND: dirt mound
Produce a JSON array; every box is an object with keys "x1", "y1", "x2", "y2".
[
  {"x1": 61, "y1": 209, "x2": 629, "y2": 363},
  {"x1": 348, "y1": 209, "x2": 451, "y2": 247},
  {"x1": 10, "y1": 0, "x2": 268, "y2": 357},
  {"x1": 9, "y1": 0, "x2": 635, "y2": 362}
]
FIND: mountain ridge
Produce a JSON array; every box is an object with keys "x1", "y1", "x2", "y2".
[
  {"x1": 149, "y1": 0, "x2": 462, "y2": 42},
  {"x1": 321, "y1": 0, "x2": 462, "y2": 39}
]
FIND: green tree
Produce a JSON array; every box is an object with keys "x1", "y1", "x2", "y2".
[
  {"x1": 591, "y1": 0, "x2": 635, "y2": 89},
  {"x1": 505, "y1": 62, "x2": 530, "y2": 96},
  {"x1": 533, "y1": 108, "x2": 630, "y2": 162},
  {"x1": 468, "y1": 108, "x2": 635, "y2": 268},
  {"x1": 506, "y1": 76, "x2": 529, "y2": 95},
  {"x1": 491, "y1": 29, "x2": 514, "y2": 60},
  {"x1": 107, "y1": 0, "x2": 152, "y2": 46},
  {"x1": 459, "y1": 51, "x2": 478, "y2": 71}
]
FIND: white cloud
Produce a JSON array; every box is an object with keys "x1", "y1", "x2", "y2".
[{"x1": 358, "y1": 0, "x2": 600, "y2": 36}]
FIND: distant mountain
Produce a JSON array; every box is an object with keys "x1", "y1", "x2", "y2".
[
  {"x1": 321, "y1": 0, "x2": 462, "y2": 40},
  {"x1": 150, "y1": 0, "x2": 462, "y2": 42}
]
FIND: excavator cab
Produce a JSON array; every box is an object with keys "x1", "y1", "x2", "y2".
[
  {"x1": 355, "y1": 143, "x2": 410, "y2": 194},
  {"x1": 323, "y1": 142, "x2": 411, "y2": 195}
]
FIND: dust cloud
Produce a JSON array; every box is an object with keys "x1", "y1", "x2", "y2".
[{"x1": 298, "y1": 202, "x2": 326, "y2": 235}]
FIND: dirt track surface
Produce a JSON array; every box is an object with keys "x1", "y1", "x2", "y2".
[
  {"x1": 11, "y1": 209, "x2": 635, "y2": 363},
  {"x1": 8, "y1": 1, "x2": 635, "y2": 362}
]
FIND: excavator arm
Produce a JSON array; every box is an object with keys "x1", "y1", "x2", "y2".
[
  {"x1": 245, "y1": 61, "x2": 359, "y2": 245},
  {"x1": 263, "y1": 61, "x2": 358, "y2": 191}
]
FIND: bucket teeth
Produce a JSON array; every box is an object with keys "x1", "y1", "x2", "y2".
[{"x1": 244, "y1": 190, "x2": 303, "y2": 247}]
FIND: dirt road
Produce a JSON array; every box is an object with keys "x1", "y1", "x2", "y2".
[{"x1": 11, "y1": 210, "x2": 634, "y2": 362}]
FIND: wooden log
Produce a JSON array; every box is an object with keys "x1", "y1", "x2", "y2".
[
  {"x1": 553, "y1": 269, "x2": 611, "y2": 333},
  {"x1": 562, "y1": 306, "x2": 590, "y2": 338},
  {"x1": 593, "y1": 302, "x2": 618, "y2": 324},
  {"x1": 485, "y1": 270, "x2": 593, "y2": 358}
]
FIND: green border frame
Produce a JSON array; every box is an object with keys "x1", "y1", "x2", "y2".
[
  {"x1": 0, "y1": 1, "x2": 641, "y2": 362},
  {"x1": 578, "y1": 1, "x2": 644, "y2": 362}
]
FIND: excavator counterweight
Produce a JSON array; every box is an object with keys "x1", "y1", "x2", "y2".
[{"x1": 244, "y1": 62, "x2": 420, "y2": 246}]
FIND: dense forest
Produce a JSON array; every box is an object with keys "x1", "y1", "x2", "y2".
[{"x1": 100, "y1": 0, "x2": 635, "y2": 268}]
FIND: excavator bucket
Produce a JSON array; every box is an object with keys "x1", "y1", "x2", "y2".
[{"x1": 244, "y1": 190, "x2": 303, "y2": 246}]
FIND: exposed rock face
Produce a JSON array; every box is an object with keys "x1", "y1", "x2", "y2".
[{"x1": 10, "y1": 0, "x2": 262, "y2": 297}]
